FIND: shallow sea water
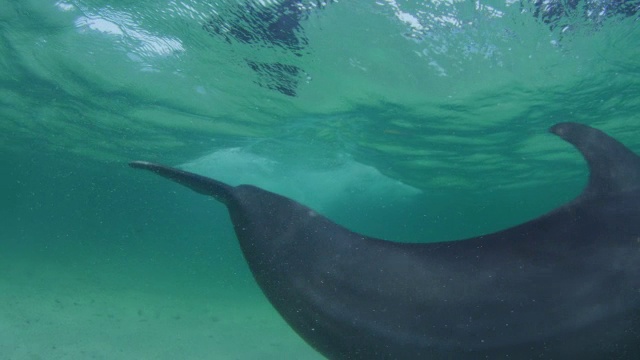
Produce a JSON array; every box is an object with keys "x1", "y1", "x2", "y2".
[{"x1": 1, "y1": 0, "x2": 639, "y2": 359}]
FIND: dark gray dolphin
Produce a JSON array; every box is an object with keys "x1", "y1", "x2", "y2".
[{"x1": 130, "y1": 122, "x2": 640, "y2": 359}]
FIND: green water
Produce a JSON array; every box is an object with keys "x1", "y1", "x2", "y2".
[{"x1": 1, "y1": 0, "x2": 639, "y2": 358}]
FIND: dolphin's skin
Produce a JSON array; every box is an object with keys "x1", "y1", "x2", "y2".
[{"x1": 130, "y1": 122, "x2": 640, "y2": 359}]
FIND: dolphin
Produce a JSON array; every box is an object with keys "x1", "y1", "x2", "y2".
[{"x1": 130, "y1": 122, "x2": 640, "y2": 359}]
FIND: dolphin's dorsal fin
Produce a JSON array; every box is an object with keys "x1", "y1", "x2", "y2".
[{"x1": 550, "y1": 122, "x2": 640, "y2": 199}]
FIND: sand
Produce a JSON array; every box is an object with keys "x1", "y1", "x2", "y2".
[{"x1": 0, "y1": 247, "x2": 323, "y2": 360}]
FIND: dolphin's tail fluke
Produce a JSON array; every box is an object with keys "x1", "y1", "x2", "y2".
[{"x1": 129, "y1": 161, "x2": 235, "y2": 205}]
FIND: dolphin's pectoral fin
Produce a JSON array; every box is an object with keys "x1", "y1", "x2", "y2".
[
  {"x1": 129, "y1": 161, "x2": 235, "y2": 204},
  {"x1": 550, "y1": 122, "x2": 640, "y2": 198}
]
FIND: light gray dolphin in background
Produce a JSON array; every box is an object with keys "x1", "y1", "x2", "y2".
[{"x1": 130, "y1": 122, "x2": 640, "y2": 359}]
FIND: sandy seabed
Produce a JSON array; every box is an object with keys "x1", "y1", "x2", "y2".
[{"x1": 0, "y1": 245, "x2": 323, "y2": 360}]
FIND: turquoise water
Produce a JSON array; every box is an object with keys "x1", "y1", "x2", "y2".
[{"x1": 1, "y1": 0, "x2": 639, "y2": 359}]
